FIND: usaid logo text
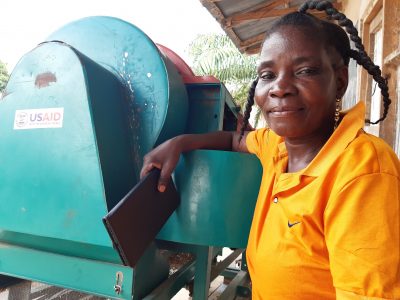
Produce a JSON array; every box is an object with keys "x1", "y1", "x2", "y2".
[
  {"x1": 14, "y1": 108, "x2": 64, "y2": 130},
  {"x1": 29, "y1": 112, "x2": 62, "y2": 122}
]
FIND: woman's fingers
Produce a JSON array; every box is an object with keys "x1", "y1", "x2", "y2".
[
  {"x1": 140, "y1": 159, "x2": 173, "y2": 192},
  {"x1": 157, "y1": 162, "x2": 175, "y2": 193},
  {"x1": 140, "y1": 161, "x2": 161, "y2": 179},
  {"x1": 140, "y1": 139, "x2": 181, "y2": 192}
]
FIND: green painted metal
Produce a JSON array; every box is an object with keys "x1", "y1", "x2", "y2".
[
  {"x1": 0, "y1": 241, "x2": 133, "y2": 299},
  {"x1": 0, "y1": 35, "x2": 170, "y2": 296},
  {"x1": 0, "y1": 231, "x2": 121, "y2": 264},
  {"x1": 0, "y1": 15, "x2": 260, "y2": 299},
  {"x1": 157, "y1": 150, "x2": 262, "y2": 248},
  {"x1": 185, "y1": 83, "x2": 238, "y2": 134},
  {"x1": 192, "y1": 246, "x2": 213, "y2": 300},
  {"x1": 131, "y1": 243, "x2": 170, "y2": 300},
  {"x1": 46, "y1": 16, "x2": 189, "y2": 165},
  {"x1": 0, "y1": 42, "x2": 118, "y2": 248}
]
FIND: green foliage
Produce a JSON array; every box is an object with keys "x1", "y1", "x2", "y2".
[
  {"x1": 0, "y1": 60, "x2": 10, "y2": 93},
  {"x1": 187, "y1": 34, "x2": 258, "y2": 109}
]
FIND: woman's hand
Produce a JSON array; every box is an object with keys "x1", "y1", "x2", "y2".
[
  {"x1": 140, "y1": 131, "x2": 246, "y2": 192},
  {"x1": 140, "y1": 137, "x2": 182, "y2": 192}
]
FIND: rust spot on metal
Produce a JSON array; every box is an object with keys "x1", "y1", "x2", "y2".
[
  {"x1": 63, "y1": 210, "x2": 76, "y2": 227},
  {"x1": 35, "y1": 72, "x2": 57, "y2": 88}
]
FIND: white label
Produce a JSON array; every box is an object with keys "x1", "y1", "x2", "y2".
[{"x1": 14, "y1": 108, "x2": 64, "y2": 130}]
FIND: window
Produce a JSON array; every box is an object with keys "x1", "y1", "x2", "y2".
[{"x1": 364, "y1": 8, "x2": 383, "y2": 137}]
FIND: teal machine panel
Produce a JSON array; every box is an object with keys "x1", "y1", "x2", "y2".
[
  {"x1": 46, "y1": 16, "x2": 189, "y2": 169},
  {"x1": 158, "y1": 150, "x2": 261, "y2": 248},
  {"x1": 0, "y1": 16, "x2": 262, "y2": 299}
]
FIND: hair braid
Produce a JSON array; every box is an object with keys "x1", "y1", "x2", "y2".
[
  {"x1": 239, "y1": 77, "x2": 258, "y2": 143},
  {"x1": 299, "y1": 0, "x2": 391, "y2": 124}
]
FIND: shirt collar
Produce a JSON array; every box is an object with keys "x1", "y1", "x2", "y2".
[
  {"x1": 303, "y1": 101, "x2": 365, "y2": 177},
  {"x1": 273, "y1": 101, "x2": 365, "y2": 177}
]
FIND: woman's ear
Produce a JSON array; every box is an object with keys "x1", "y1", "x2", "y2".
[{"x1": 336, "y1": 65, "x2": 348, "y2": 99}]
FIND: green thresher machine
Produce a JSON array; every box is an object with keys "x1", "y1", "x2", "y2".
[{"x1": 0, "y1": 16, "x2": 261, "y2": 299}]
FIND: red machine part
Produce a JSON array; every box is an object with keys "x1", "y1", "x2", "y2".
[
  {"x1": 156, "y1": 44, "x2": 220, "y2": 84},
  {"x1": 156, "y1": 44, "x2": 252, "y2": 132}
]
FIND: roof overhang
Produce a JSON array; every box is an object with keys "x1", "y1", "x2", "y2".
[{"x1": 200, "y1": 0, "x2": 342, "y2": 55}]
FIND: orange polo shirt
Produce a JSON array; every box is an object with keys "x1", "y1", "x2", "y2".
[{"x1": 246, "y1": 101, "x2": 400, "y2": 299}]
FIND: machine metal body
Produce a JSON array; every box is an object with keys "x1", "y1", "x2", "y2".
[{"x1": 0, "y1": 16, "x2": 261, "y2": 299}]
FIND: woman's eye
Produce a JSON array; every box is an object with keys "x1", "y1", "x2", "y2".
[
  {"x1": 297, "y1": 68, "x2": 319, "y2": 76},
  {"x1": 260, "y1": 71, "x2": 276, "y2": 80}
]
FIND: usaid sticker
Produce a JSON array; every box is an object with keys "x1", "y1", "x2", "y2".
[{"x1": 14, "y1": 108, "x2": 64, "y2": 130}]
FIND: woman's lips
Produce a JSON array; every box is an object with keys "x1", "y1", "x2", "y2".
[{"x1": 268, "y1": 107, "x2": 304, "y2": 116}]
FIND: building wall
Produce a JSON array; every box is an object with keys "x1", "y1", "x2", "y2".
[
  {"x1": 341, "y1": 0, "x2": 362, "y2": 23},
  {"x1": 341, "y1": 0, "x2": 400, "y2": 151},
  {"x1": 380, "y1": 0, "x2": 399, "y2": 149}
]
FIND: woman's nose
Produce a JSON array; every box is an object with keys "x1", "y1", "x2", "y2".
[{"x1": 268, "y1": 74, "x2": 297, "y2": 98}]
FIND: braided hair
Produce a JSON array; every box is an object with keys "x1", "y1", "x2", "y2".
[
  {"x1": 238, "y1": 77, "x2": 258, "y2": 143},
  {"x1": 239, "y1": 0, "x2": 390, "y2": 140}
]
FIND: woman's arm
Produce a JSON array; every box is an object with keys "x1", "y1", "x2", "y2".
[{"x1": 140, "y1": 131, "x2": 250, "y2": 192}]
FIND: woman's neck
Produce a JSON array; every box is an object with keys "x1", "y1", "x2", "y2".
[{"x1": 284, "y1": 129, "x2": 333, "y2": 173}]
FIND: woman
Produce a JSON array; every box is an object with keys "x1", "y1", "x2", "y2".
[{"x1": 141, "y1": 1, "x2": 400, "y2": 298}]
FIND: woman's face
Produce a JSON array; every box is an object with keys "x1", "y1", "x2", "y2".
[{"x1": 255, "y1": 26, "x2": 348, "y2": 139}]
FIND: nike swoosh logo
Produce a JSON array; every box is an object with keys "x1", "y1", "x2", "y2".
[{"x1": 288, "y1": 221, "x2": 301, "y2": 228}]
